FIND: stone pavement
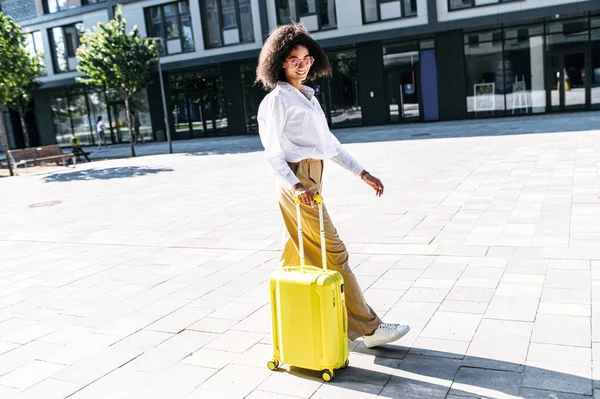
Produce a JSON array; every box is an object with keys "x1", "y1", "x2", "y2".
[{"x1": 1, "y1": 112, "x2": 600, "y2": 398}]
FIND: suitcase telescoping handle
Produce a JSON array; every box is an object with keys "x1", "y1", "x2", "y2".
[{"x1": 293, "y1": 194, "x2": 327, "y2": 271}]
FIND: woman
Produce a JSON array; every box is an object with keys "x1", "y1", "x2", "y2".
[
  {"x1": 96, "y1": 115, "x2": 107, "y2": 149},
  {"x1": 255, "y1": 23, "x2": 409, "y2": 348}
]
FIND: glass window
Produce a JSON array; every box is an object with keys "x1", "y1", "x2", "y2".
[
  {"x1": 328, "y1": 51, "x2": 362, "y2": 127},
  {"x1": 201, "y1": 0, "x2": 254, "y2": 48},
  {"x1": 241, "y1": 63, "x2": 266, "y2": 133},
  {"x1": 25, "y1": 31, "x2": 46, "y2": 75},
  {"x1": 592, "y1": 29, "x2": 600, "y2": 109},
  {"x1": 50, "y1": 23, "x2": 83, "y2": 73},
  {"x1": 298, "y1": 0, "x2": 316, "y2": 15},
  {"x1": 221, "y1": 0, "x2": 238, "y2": 29},
  {"x1": 145, "y1": 0, "x2": 194, "y2": 55},
  {"x1": 44, "y1": 0, "x2": 68, "y2": 14},
  {"x1": 464, "y1": 31, "x2": 505, "y2": 117},
  {"x1": 277, "y1": 0, "x2": 336, "y2": 30},
  {"x1": 362, "y1": 0, "x2": 416, "y2": 23},
  {"x1": 504, "y1": 33, "x2": 545, "y2": 114},
  {"x1": 169, "y1": 69, "x2": 227, "y2": 138},
  {"x1": 50, "y1": 94, "x2": 72, "y2": 146},
  {"x1": 449, "y1": 0, "x2": 473, "y2": 11}
]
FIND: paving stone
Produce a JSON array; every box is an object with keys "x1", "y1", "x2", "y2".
[
  {"x1": 380, "y1": 354, "x2": 461, "y2": 399},
  {"x1": 522, "y1": 362, "x2": 592, "y2": 396},
  {"x1": 204, "y1": 330, "x2": 264, "y2": 353},
  {"x1": 420, "y1": 312, "x2": 482, "y2": 342},
  {"x1": 198, "y1": 364, "x2": 271, "y2": 397},
  {"x1": 0, "y1": 360, "x2": 64, "y2": 390},
  {"x1": 464, "y1": 332, "x2": 529, "y2": 372},
  {"x1": 484, "y1": 296, "x2": 539, "y2": 322},
  {"x1": 449, "y1": 367, "x2": 521, "y2": 398},
  {"x1": 532, "y1": 314, "x2": 591, "y2": 347},
  {"x1": 438, "y1": 300, "x2": 489, "y2": 315},
  {"x1": 518, "y1": 387, "x2": 592, "y2": 399},
  {"x1": 409, "y1": 337, "x2": 469, "y2": 359}
]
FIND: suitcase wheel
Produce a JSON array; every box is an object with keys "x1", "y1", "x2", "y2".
[
  {"x1": 342, "y1": 359, "x2": 349, "y2": 369},
  {"x1": 322, "y1": 370, "x2": 334, "y2": 382},
  {"x1": 267, "y1": 360, "x2": 279, "y2": 371}
]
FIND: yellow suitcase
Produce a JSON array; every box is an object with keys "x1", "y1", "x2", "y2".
[{"x1": 267, "y1": 195, "x2": 349, "y2": 382}]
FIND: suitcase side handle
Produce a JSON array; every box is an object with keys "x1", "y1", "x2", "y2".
[{"x1": 293, "y1": 194, "x2": 327, "y2": 271}]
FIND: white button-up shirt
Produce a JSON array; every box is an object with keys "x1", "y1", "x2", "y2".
[{"x1": 257, "y1": 81, "x2": 365, "y2": 189}]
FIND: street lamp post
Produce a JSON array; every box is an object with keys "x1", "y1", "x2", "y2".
[{"x1": 150, "y1": 38, "x2": 173, "y2": 154}]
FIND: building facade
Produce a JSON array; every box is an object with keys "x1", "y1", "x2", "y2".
[{"x1": 1, "y1": 0, "x2": 599, "y2": 148}]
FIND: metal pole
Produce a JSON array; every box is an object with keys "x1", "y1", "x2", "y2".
[{"x1": 152, "y1": 39, "x2": 173, "y2": 154}]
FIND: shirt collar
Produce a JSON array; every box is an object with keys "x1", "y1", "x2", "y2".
[{"x1": 278, "y1": 81, "x2": 315, "y2": 101}]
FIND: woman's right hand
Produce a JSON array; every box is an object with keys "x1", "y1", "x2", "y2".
[{"x1": 293, "y1": 183, "x2": 316, "y2": 207}]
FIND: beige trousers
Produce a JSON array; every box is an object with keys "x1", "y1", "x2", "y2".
[{"x1": 277, "y1": 158, "x2": 382, "y2": 341}]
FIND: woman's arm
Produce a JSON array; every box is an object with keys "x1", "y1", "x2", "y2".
[{"x1": 257, "y1": 95, "x2": 301, "y2": 189}]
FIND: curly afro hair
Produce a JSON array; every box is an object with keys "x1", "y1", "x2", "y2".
[{"x1": 255, "y1": 23, "x2": 331, "y2": 90}]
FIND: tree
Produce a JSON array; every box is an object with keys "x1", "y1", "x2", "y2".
[
  {"x1": 0, "y1": 13, "x2": 41, "y2": 176},
  {"x1": 76, "y1": 5, "x2": 157, "y2": 157}
]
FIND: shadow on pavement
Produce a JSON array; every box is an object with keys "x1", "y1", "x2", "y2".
[
  {"x1": 275, "y1": 343, "x2": 593, "y2": 398},
  {"x1": 42, "y1": 166, "x2": 174, "y2": 182}
]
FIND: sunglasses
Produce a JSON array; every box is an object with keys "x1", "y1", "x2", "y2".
[{"x1": 286, "y1": 56, "x2": 315, "y2": 69}]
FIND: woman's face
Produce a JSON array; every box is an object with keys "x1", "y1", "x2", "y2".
[{"x1": 282, "y1": 45, "x2": 314, "y2": 86}]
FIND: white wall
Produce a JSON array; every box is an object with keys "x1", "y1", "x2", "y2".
[
  {"x1": 266, "y1": 0, "x2": 429, "y2": 41},
  {"x1": 438, "y1": 0, "x2": 589, "y2": 22}
]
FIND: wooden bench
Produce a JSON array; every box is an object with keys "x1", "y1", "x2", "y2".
[
  {"x1": 0, "y1": 148, "x2": 38, "y2": 170},
  {"x1": 35, "y1": 145, "x2": 75, "y2": 167},
  {"x1": 0, "y1": 145, "x2": 76, "y2": 172}
]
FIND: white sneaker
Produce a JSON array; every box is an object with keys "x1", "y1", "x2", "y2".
[{"x1": 363, "y1": 323, "x2": 410, "y2": 348}]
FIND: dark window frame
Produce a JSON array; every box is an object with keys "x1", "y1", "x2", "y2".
[
  {"x1": 275, "y1": 0, "x2": 338, "y2": 31},
  {"x1": 200, "y1": 0, "x2": 255, "y2": 49},
  {"x1": 48, "y1": 22, "x2": 84, "y2": 74},
  {"x1": 144, "y1": 0, "x2": 195, "y2": 56},
  {"x1": 448, "y1": 0, "x2": 523, "y2": 12},
  {"x1": 361, "y1": 0, "x2": 418, "y2": 25}
]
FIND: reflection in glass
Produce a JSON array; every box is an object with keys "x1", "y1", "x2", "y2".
[
  {"x1": 170, "y1": 69, "x2": 228, "y2": 138},
  {"x1": 320, "y1": 0, "x2": 336, "y2": 28},
  {"x1": 384, "y1": 43, "x2": 420, "y2": 122},
  {"x1": 329, "y1": 52, "x2": 362, "y2": 127},
  {"x1": 221, "y1": 0, "x2": 237, "y2": 29},
  {"x1": 403, "y1": 0, "x2": 417, "y2": 17},
  {"x1": 50, "y1": 95, "x2": 71, "y2": 145},
  {"x1": 448, "y1": 0, "x2": 473, "y2": 10},
  {"x1": 239, "y1": 0, "x2": 255, "y2": 42},
  {"x1": 68, "y1": 93, "x2": 92, "y2": 145},
  {"x1": 203, "y1": 0, "x2": 222, "y2": 47},
  {"x1": 464, "y1": 32, "x2": 506, "y2": 117},
  {"x1": 51, "y1": 28, "x2": 67, "y2": 72},
  {"x1": 563, "y1": 52, "x2": 586, "y2": 109},
  {"x1": 593, "y1": 29, "x2": 600, "y2": 108},
  {"x1": 241, "y1": 64, "x2": 266, "y2": 133},
  {"x1": 298, "y1": 0, "x2": 316, "y2": 15},
  {"x1": 503, "y1": 34, "x2": 545, "y2": 114}
]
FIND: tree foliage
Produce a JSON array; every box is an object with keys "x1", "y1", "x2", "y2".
[
  {"x1": 76, "y1": 5, "x2": 157, "y2": 156},
  {"x1": 0, "y1": 12, "x2": 41, "y2": 175}
]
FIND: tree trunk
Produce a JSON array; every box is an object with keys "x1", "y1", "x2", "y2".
[
  {"x1": 0, "y1": 116, "x2": 14, "y2": 177},
  {"x1": 18, "y1": 109, "x2": 30, "y2": 148},
  {"x1": 124, "y1": 97, "x2": 135, "y2": 157}
]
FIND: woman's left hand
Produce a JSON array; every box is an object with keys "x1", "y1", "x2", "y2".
[{"x1": 362, "y1": 173, "x2": 384, "y2": 197}]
